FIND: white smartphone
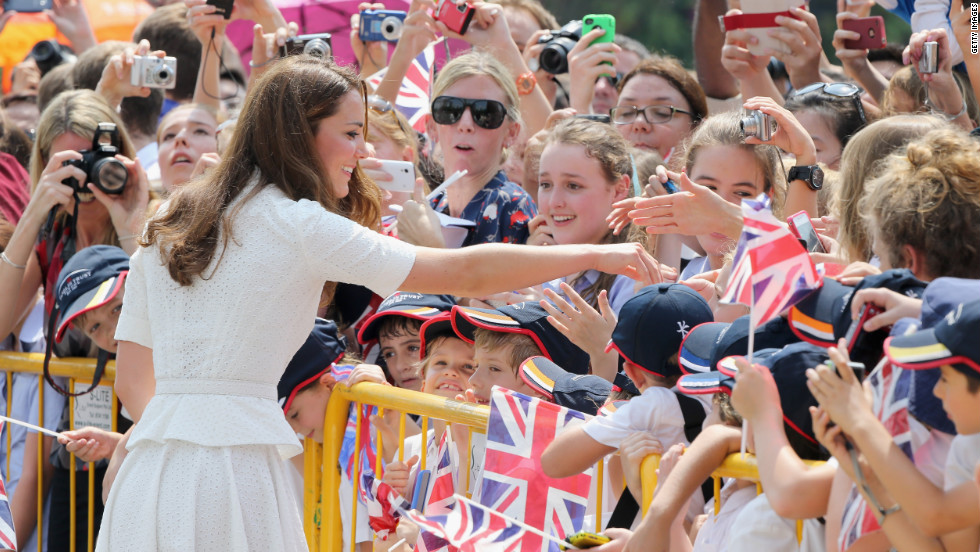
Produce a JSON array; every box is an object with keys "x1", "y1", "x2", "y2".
[{"x1": 376, "y1": 160, "x2": 416, "y2": 193}]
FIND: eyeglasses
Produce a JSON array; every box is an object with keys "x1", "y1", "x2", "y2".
[
  {"x1": 791, "y1": 82, "x2": 867, "y2": 125},
  {"x1": 596, "y1": 71, "x2": 626, "y2": 88},
  {"x1": 609, "y1": 104, "x2": 695, "y2": 126},
  {"x1": 431, "y1": 96, "x2": 508, "y2": 130}
]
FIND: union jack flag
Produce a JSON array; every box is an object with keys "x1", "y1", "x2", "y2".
[
  {"x1": 721, "y1": 195, "x2": 822, "y2": 327},
  {"x1": 838, "y1": 361, "x2": 912, "y2": 550},
  {"x1": 404, "y1": 496, "x2": 524, "y2": 552},
  {"x1": 359, "y1": 469, "x2": 413, "y2": 540},
  {"x1": 366, "y1": 41, "x2": 437, "y2": 132},
  {"x1": 0, "y1": 424, "x2": 14, "y2": 551},
  {"x1": 425, "y1": 430, "x2": 456, "y2": 515},
  {"x1": 339, "y1": 401, "x2": 380, "y2": 480},
  {"x1": 475, "y1": 387, "x2": 592, "y2": 552}
]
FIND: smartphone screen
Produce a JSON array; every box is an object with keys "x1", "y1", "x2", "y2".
[{"x1": 789, "y1": 211, "x2": 825, "y2": 253}]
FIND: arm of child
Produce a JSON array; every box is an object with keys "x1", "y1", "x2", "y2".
[
  {"x1": 733, "y1": 357, "x2": 834, "y2": 519},
  {"x1": 808, "y1": 343, "x2": 980, "y2": 537},
  {"x1": 540, "y1": 426, "x2": 616, "y2": 479},
  {"x1": 10, "y1": 432, "x2": 54, "y2": 550},
  {"x1": 634, "y1": 424, "x2": 742, "y2": 552}
]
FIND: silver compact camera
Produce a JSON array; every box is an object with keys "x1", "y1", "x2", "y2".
[
  {"x1": 919, "y1": 41, "x2": 938, "y2": 74},
  {"x1": 741, "y1": 109, "x2": 778, "y2": 141},
  {"x1": 280, "y1": 33, "x2": 332, "y2": 58},
  {"x1": 130, "y1": 55, "x2": 177, "y2": 89}
]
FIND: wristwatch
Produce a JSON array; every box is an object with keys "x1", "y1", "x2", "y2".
[
  {"x1": 787, "y1": 164, "x2": 824, "y2": 191},
  {"x1": 516, "y1": 71, "x2": 537, "y2": 96}
]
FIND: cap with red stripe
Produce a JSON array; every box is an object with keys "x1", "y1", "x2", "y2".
[
  {"x1": 885, "y1": 299, "x2": 980, "y2": 375},
  {"x1": 519, "y1": 356, "x2": 611, "y2": 415},
  {"x1": 450, "y1": 302, "x2": 590, "y2": 375},
  {"x1": 419, "y1": 313, "x2": 457, "y2": 359},
  {"x1": 357, "y1": 292, "x2": 455, "y2": 344},
  {"x1": 278, "y1": 318, "x2": 348, "y2": 412},
  {"x1": 54, "y1": 245, "x2": 130, "y2": 343}
]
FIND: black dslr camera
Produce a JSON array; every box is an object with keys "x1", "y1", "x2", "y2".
[
  {"x1": 537, "y1": 20, "x2": 582, "y2": 74},
  {"x1": 61, "y1": 123, "x2": 129, "y2": 195}
]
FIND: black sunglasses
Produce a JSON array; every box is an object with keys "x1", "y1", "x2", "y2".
[
  {"x1": 431, "y1": 96, "x2": 508, "y2": 130},
  {"x1": 792, "y1": 82, "x2": 867, "y2": 126}
]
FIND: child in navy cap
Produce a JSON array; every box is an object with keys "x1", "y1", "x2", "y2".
[{"x1": 541, "y1": 284, "x2": 713, "y2": 502}]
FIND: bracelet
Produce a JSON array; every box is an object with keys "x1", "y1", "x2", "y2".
[
  {"x1": 0, "y1": 251, "x2": 26, "y2": 270},
  {"x1": 939, "y1": 100, "x2": 968, "y2": 121},
  {"x1": 848, "y1": 445, "x2": 901, "y2": 521}
]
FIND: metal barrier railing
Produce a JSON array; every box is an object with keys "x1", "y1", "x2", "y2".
[
  {"x1": 0, "y1": 351, "x2": 117, "y2": 552},
  {"x1": 312, "y1": 382, "x2": 827, "y2": 551}
]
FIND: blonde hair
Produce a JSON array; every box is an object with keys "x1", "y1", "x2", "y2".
[
  {"x1": 834, "y1": 114, "x2": 948, "y2": 263},
  {"x1": 432, "y1": 51, "x2": 522, "y2": 126},
  {"x1": 473, "y1": 328, "x2": 541, "y2": 375},
  {"x1": 860, "y1": 128, "x2": 980, "y2": 278},
  {"x1": 677, "y1": 111, "x2": 786, "y2": 216}
]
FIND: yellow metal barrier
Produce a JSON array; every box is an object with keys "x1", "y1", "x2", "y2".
[{"x1": 0, "y1": 352, "x2": 116, "y2": 552}]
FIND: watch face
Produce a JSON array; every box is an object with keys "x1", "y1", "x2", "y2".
[{"x1": 811, "y1": 166, "x2": 824, "y2": 189}]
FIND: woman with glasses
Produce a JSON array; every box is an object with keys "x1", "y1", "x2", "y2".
[
  {"x1": 427, "y1": 50, "x2": 537, "y2": 245},
  {"x1": 784, "y1": 82, "x2": 868, "y2": 171},
  {"x1": 610, "y1": 56, "x2": 708, "y2": 162}
]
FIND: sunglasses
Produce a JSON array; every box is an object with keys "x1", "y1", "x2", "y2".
[
  {"x1": 431, "y1": 96, "x2": 508, "y2": 130},
  {"x1": 792, "y1": 82, "x2": 867, "y2": 125}
]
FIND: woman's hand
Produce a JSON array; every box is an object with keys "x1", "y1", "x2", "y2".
[
  {"x1": 185, "y1": 0, "x2": 230, "y2": 45},
  {"x1": 805, "y1": 339, "x2": 871, "y2": 434},
  {"x1": 540, "y1": 283, "x2": 617, "y2": 360},
  {"x1": 834, "y1": 261, "x2": 880, "y2": 285},
  {"x1": 383, "y1": 455, "x2": 419, "y2": 496},
  {"x1": 720, "y1": 10, "x2": 769, "y2": 82},
  {"x1": 741, "y1": 96, "x2": 817, "y2": 163},
  {"x1": 904, "y1": 27, "x2": 956, "y2": 83},
  {"x1": 848, "y1": 288, "x2": 922, "y2": 332},
  {"x1": 22, "y1": 150, "x2": 86, "y2": 227},
  {"x1": 627, "y1": 169, "x2": 743, "y2": 239},
  {"x1": 526, "y1": 214, "x2": 556, "y2": 246},
  {"x1": 591, "y1": 243, "x2": 678, "y2": 292},
  {"x1": 190, "y1": 152, "x2": 221, "y2": 181},
  {"x1": 567, "y1": 28, "x2": 621, "y2": 113},
  {"x1": 350, "y1": 2, "x2": 390, "y2": 75},
  {"x1": 96, "y1": 40, "x2": 163, "y2": 107},
  {"x1": 833, "y1": 10, "x2": 874, "y2": 76},
  {"x1": 619, "y1": 432, "x2": 664, "y2": 501},
  {"x1": 88, "y1": 156, "x2": 150, "y2": 242},
  {"x1": 731, "y1": 356, "x2": 783, "y2": 425},
  {"x1": 396, "y1": 178, "x2": 445, "y2": 248},
  {"x1": 435, "y1": 1, "x2": 509, "y2": 51},
  {"x1": 9, "y1": 59, "x2": 40, "y2": 97},
  {"x1": 46, "y1": 0, "x2": 96, "y2": 51},
  {"x1": 249, "y1": 23, "x2": 299, "y2": 82},
  {"x1": 767, "y1": 6, "x2": 823, "y2": 89},
  {"x1": 57, "y1": 426, "x2": 122, "y2": 463},
  {"x1": 392, "y1": 2, "x2": 439, "y2": 61}
]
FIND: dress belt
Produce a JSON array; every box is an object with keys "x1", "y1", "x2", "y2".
[{"x1": 154, "y1": 378, "x2": 276, "y2": 400}]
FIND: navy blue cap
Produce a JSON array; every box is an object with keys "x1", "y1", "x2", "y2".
[
  {"x1": 419, "y1": 312, "x2": 457, "y2": 358},
  {"x1": 278, "y1": 318, "x2": 348, "y2": 411},
  {"x1": 519, "y1": 356, "x2": 612, "y2": 415},
  {"x1": 451, "y1": 302, "x2": 590, "y2": 375},
  {"x1": 677, "y1": 371, "x2": 736, "y2": 396},
  {"x1": 717, "y1": 342, "x2": 830, "y2": 445},
  {"x1": 886, "y1": 299, "x2": 980, "y2": 375},
  {"x1": 605, "y1": 284, "x2": 713, "y2": 377},
  {"x1": 54, "y1": 245, "x2": 129, "y2": 343},
  {"x1": 357, "y1": 292, "x2": 456, "y2": 344},
  {"x1": 678, "y1": 315, "x2": 800, "y2": 374}
]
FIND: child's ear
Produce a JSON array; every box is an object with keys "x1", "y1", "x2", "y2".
[
  {"x1": 622, "y1": 361, "x2": 644, "y2": 387},
  {"x1": 614, "y1": 173, "x2": 630, "y2": 201},
  {"x1": 320, "y1": 373, "x2": 338, "y2": 390}
]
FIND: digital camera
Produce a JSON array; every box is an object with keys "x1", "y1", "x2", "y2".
[
  {"x1": 537, "y1": 20, "x2": 582, "y2": 74},
  {"x1": 280, "y1": 33, "x2": 332, "y2": 58},
  {"x1": 919, "y1": 41, "x2": 938, "y2": 74},
  {"x1": 434, "y1": 0, "x2": 475, "y2": 35},
  {"x1": 740, "y1": 110, "x2": 777, "y2": 141},
  {"x1": 27, "y1": 39, "x2": 76, "y2": 76},
  {"x1": 359, "y1": 9, "x2": 407, "y2": 42},
  {"x1": 61, "y1": 123, "x2": 129, "y2": 196},
  {"x1": 130, "y1": 56, "x2": 177, "y2": 89}
]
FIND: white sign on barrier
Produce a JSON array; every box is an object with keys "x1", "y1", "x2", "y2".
[{"x1": 72, "y1": 383, "x2": 114, "y2": 432}]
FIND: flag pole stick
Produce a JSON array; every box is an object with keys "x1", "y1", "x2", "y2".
[
  {"x1": 0, "y1": 415, "x2": 62, "y2": 439},
  {"x1": 452, "y1": 494, "x2": 581, "y2": 550},
  {"x1": 741, "y1": 292, "x2": 756, "y2": 460}
]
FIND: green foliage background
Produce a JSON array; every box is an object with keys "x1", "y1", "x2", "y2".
[{"x1": 539, "y1": 1, "x2": 912, "y2": 68}]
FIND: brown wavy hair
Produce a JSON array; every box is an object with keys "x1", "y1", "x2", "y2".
[{"x1": 143, "y1": 56, "x2": 383, "y2": 293}]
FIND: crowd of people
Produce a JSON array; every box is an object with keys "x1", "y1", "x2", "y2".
[{"x1": 0, "y1": 0, "x2": 978, "y2": 550}]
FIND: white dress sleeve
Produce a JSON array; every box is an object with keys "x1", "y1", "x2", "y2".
[
  {"x1": 290, "y1": 198, "x2": 417, "y2": 298},
  {"x1": 115, "y1": 246, "x2": 153, "y2": 348}
]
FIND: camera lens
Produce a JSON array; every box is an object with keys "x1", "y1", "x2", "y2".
[
  {"x1": 155, "y1": 65, "x2": 174, "y2": 83},
  {"x1": 740, "y1": 116, "x2": 759, "y2": 138},
  {"x1": 381, "y1": 16, "x2": 403, "y2": 40},
  {"x1": 30, "y1": 40, "x2": 56, "y2": 62},
  {"x1": 92, "y1": 159, "x2": 128, "y2": 195},
  {"x1": 303, "y1": 39, "x2": 331, "y2": 58},
  {"x1": 584, "y1": 18, "x2": 594, "y2": 24},
  {"x1": 539, "y1": 40, "x2": 575, "y2": 74}
]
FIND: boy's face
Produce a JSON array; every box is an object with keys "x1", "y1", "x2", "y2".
[
  {"x1": 933, "y1": 365, "x2": 980, "y2": 435},
  {"x1": 379, "y1": 329, "x2": 423, "y2": 391},
  {"x1": 469, "y1": 345, "x2": 535, "y2": 405},
  {"x1": 285, "y1": 378, "x2": 332, "y2": 443},
  {"x1": 422, "y1": 337, "x2": 475, "y2": 399},
  {"x1": 75, "y1": 294, "x2": 124, "y2": 353}
]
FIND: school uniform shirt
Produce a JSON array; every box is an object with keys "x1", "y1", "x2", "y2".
[
  {"x1": 726, "y1": 494, "x2": 824, "y2": 552},
  {"x1": 944, "y1": 433, "x2": 980, "y2": 490},
  {"x1": 679, "y1": 256, "x2": 711, "y2": 281},
  {"x1": 542, "y1": 271, "x2": 637, "y2": 315},
  {"x1": 693, "y1": 481, "x2": 757, "y2": 552},
  {"x1": 430, "y1": 171, "x2": 536, "y2": 246}
]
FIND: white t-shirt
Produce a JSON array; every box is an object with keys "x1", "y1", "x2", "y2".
[
  {"x1": 944, "y1": 433, "x2": 980, "y2": 490},
  {"x1": 693, "y1": 481, "x2": 756, "y2": 552},
  {"x1": 726, "y1": 494, "x2": 824, "y2": 552}
]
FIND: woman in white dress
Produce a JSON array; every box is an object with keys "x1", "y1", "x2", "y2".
[{"x1": 96, "y1": 56, "x2": 671, "y2": 551}]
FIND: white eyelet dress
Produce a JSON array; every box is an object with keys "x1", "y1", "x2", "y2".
[{"x1": 96, "y1": 180, "x2": 417, "y2": 551}]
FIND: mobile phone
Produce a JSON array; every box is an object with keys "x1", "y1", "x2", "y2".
[
  {"x1": 842, "y1": 16, "x2": 886, "y2": 50},
  {"x1": 562, "y1": 531, "x2": 612, "y2": 550},
  {"x1": 843, "y1": 303, "x2": 882, "y2": 357},
  {"x1": 827, "y1": 360, "x2": 867, "y2": 382},
  {"x1": 206, "y1": 0, "x2": 234, "y2": 19},
  {"x1": 3, "y1": 0, "x2": 50, "y2": 12},
  {"x1": 662, "y1": 179, "x2": 679, "y2": 194},
  {"x1": 574, "y1": 113, "x2": 611, "y2": 123},
  {"x1": 787, "y1": 210, "x2": 825, "y2": 253},
  {"x1": 410, "y1": 469, "x2": 431, "y2": 511},
  {"x1": 434, "y1": 0, "x2": 475, "y2": 35},
  {"x1": 583, "y1": 14, "x2": 615, "y2": 74},
  {"x1": 376, "y1": 160, "x2": 416, "y2": 193}
]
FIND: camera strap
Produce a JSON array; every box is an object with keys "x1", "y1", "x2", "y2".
[{"x1": 42, "y1": 305, "x2": 109, "y2": 398}]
